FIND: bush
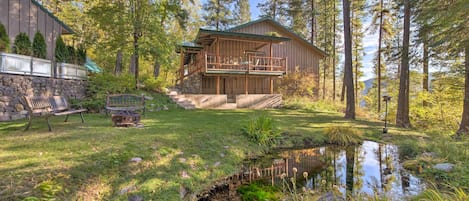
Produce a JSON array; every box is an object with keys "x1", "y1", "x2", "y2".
[
  {"x1": 55, "y1": 36, "x2": 68, "y2": 62},
  {"x1": 76, "y1": 46, "x2": 86, "y2": 65},
  {"x1": 324, "y1": 126, "x2": 362, "y2": 146},
  {"x1": 242, "y1": 115, "x2": 281, "y2": 147},
  {"x1": 13, "y1": 32, "x2": 32, "y2": 55},
  {"x1": 275, "y1": 67, "x2": 316, "y2": 98},
  {"x1": 237, "y1": 182, "x2": 280, "y2": 201},
  {"x1": 79, "y1": 72, "x2": 135, "y2": 112},
  {"x1": 142, "y1": 76, "x2": 165, "y2": 92},
  {"x1": 398, "y1": 140, "x2": 420, "y2": 160},
  {"x1": 67, "y1": 45, "x2": 76, "y2": 64},
  {"x1": 32, "y1": 31, "x2": 47, "y2": 59},
  {"x1": 0, "y1": 23, "x2": 9, "y2": 52}
]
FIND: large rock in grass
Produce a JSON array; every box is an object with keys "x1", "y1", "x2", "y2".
[{"x1": 433, "y1": 163, "x2": 455, "y2": 172}]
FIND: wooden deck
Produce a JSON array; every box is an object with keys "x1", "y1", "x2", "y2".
[{"x1": 204, "y1": 54, "x2": 287, "y2": 76}]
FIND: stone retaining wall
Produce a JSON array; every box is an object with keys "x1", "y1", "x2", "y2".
[{"x1": 0, "y1": 74, "x2": 86, "y2": 121}]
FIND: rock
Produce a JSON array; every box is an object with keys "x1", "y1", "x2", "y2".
[
  {"x1": 433, "y1": 163, "x2": 455, "y2": 172},
  {"x1": 214, "y1": 161, "x2": 221, "y2": 167},
  {"x1": 181, "y1": 170, "x2": 190, "y2": 178},
  {"x1": 144, "y1": 95, "x2": 154, "y2": 100},
  {"x1": 220, "y1": 153, "x2": 225, "y2": 157},
  {"x1": 179, "y1": 158, "x2": 187, "y2": 163},
  {"x1": 130, "y1": 157, "x2": 142, "y2": 163},
  {"x1": 163, "y1": 105, "x2": 169, "y2": 110},
  {"x1": 119, "y1": 185, "x2": 137, "y2": 195},
  {"x1": 128, "y1": 195, "x2": 143, "y2": 201}
]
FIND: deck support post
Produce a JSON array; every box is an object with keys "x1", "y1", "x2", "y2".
[
  {"x1": 179, "y1": 50, "x2": 185, "y2": 86},
  {"x1": 269, "y1": 41, "x2": 273, "y2": 71},
  {"x1": 245, "y1": 74, "x2": 248, "y2": 95},
  {"x1": 216, "y1": 76, "x2": 220, "y2": 95},
  {"x1": 270, "y1": 77, "x2": 274, "y2": 94},
  {"x1": 216, "y1": 37, "x2": 220, "y2": 69}
]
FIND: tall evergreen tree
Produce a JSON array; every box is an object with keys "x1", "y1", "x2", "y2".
[
  {"x1": 257, "y1": 0, "x2": 288, "y2": 24},
  {"x1": 343, "y1": 0, "x2": 355, "y2": 119},
  {"x1": 288, "y1": 0, "x2": 307, "y2": 37},
  {"x1": 351, "y1": 0, "x2": 365, "y2": 107},
  {"x1": 396, "y1": 0, "x2": 411, "y2": 128},
  {"x1": 203, "y1": 0, "x2": 234, "y2": 30},
  {"x1": 234, "y1": 0, "x2": 250, "y2": 25}
]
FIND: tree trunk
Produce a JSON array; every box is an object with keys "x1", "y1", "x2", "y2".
[
  {"x1": 332, "y1": 0, "x2": 336, "y2": 101},
  {"x1": 115, "y1": 50, "x2": 122, "y2": 75},
  {"x1": 377, "y1": 0, "x2": 384, "y2": 113},
  {"x1": 343, "y1": 0, "x2": 355, "y2": 119},
  {"x1": 345, "y1": 146, "x2": 355, "y2": 196},
  {"x1": 153, "y1": 60, "x2": 160, "y2": 78},
  {"x1": 129, "y1": 53, "x2": 136, "y2": 75},
  {"x1": 310, "y1": 0, "x2": 315, "y2": 43},
  {"x1": 457, "y1": 43, "x2": 469, "y2": 135},
  {"x1": 341, "y1": 73, "x2": 345, "y2": 102},
  {"x1": 423, "y1": 39, "x2": 429, "y2": 106},
  {"x1": 396, "y1": 0, "x2": 411, "y2": 128},
  {"x1": 134, "y1": 32, "x2": 140, "y2": 89}
]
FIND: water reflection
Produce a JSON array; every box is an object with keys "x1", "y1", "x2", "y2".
[{"x1": 251, "y1": 141, "x2": 424, "y2": 200}]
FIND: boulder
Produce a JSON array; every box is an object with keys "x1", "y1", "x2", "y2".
[{"x1": 433, "y1": 163, "x2": 455, "y2": 172}]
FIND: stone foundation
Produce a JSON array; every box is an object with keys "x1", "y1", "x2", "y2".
[
  {"x1": 0, "y1": 74, "x2": 86, "y2": 121},
  {"x1": 179, "y1": 73, "x2": 202, "y2": 94}
]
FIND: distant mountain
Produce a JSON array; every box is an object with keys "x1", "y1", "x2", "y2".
[{"x1": 361, "y1": 78, "x2": 374, "y2": 107}]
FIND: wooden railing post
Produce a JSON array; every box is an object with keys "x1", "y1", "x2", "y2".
[{"x1": 247, "y1": 55, "x2": 251, "y2": 73}]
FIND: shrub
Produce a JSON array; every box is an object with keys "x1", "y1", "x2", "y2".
[
  {"x1": 32, "y1": 31, "x2": 47, "y2": 59},
  {"x1": 67, "y1": 45, "x2": 76, "y2": 64},
  {"x1": 76, "y1": 46, "x2": 86, "y2": 65},
  {"x1": 242, "y1": 115, "x2": 281, "y2": 147},
  {"x1": 55, "y1": 36, "x2": 68, "y2": 62},
  {"x1": 324, "y1": 126, "x2": 363, "y2": 146},
  {"x1": 237, "y1": 182, "x2": 280, "y2": 201},
  {"x1": 275, "y1": 67, "x2": 316, "y2": 98},
  {"x1": 13, "y1": 32, "x2": 32, "y2": 55},
  {"x1": 142, "y1": 76, "x2": 165, "y2": 92},
  {"x1": 398, "y1": 140, "x2": 420, "y2": 160},
  {"x1": 79, "y1": 72, "x2": 135, "y2": 112},
  {"x1": 0, "y1": 23, "x2": 9, "y2": 52}
]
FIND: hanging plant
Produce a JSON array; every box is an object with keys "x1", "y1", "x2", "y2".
[
  {"x1": 32, "y1": 31, "x2": 47, "y2": 59},
  {"x1": 55, "y1": 36, "x2": 68, "y2": 62},
  {"x1": 0, "y1": 23, "x2": 9, "y2": 52},
  {"x1": 13, "y1": 32, "x2": 32, "y2": 56}
]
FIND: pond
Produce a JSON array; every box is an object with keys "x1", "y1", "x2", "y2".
[{"x1": 244, "y1": 141, "x2": 425, "y2": 200}]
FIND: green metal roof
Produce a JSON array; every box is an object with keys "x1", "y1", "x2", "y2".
[
  {"x1": 227, "y1": 17, "x2": 328, "y2": 57},
  {"x1": 85, "y1": 58, "x2": 102, "y2": 73},
  {"x1": 196, "y1": 28, "x2": 291, "y2": 44},
  {"x1": 31, "y1": 0, "x2": 74, "y2": 34}
]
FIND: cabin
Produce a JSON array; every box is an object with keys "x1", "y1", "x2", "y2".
[
  {"x1": 0, "y1": 0, "x2": 73, "y2": 60},
  {"x1": 176, "y1": 18, "x2": 326, "y2": 109}
]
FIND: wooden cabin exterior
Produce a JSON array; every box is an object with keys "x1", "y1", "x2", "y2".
[
  {"x1": 0, "y1": 0, "x2": 73, "y2": 60},
  {"x1": 177, "y1": 18, "x2": 326, "y2": 106}
]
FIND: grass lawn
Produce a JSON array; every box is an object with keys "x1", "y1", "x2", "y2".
[{"x1": 0, "y1": 103, "x2": 428, "y2": 200}]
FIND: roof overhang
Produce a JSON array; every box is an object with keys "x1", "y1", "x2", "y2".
[{"x1": 195, "y1": 28, "x2": 290, "y2": 46}]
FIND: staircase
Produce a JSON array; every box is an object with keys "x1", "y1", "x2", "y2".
[{"x1": 167, "y1": 89, "x2": 196, "y2": 110}]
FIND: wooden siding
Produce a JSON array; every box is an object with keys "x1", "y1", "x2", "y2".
[
  {"x1": 202, "y1": 75, "x2": 272, "y2": 96},
  {"x1": 0, "y1": 0, "x2": 66, "y2": 60},
  {"x1": 231, "y1": 21, "x2": 322, "y2": 85}
]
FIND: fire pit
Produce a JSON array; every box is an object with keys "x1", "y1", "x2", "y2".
[{"x1": 111, "y1": 110, "x2": 141, "y2": 127}]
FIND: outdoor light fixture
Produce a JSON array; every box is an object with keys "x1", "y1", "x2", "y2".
[{"x1": 382, "y1": 95, "x2": 392, "y2": 133}]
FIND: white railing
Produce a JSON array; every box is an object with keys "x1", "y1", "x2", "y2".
[{"x1": 0, "y1": 52, "x2": 87, "y2": 80}]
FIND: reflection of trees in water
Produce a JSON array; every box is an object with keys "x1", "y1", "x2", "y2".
[{"x1": 353, "y1": 144, "x2": 365, "y2": 196}]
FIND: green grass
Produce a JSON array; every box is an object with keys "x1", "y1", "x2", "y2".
[{"x1": 0, "y1": 100, "x2": 432, "y2": 200}]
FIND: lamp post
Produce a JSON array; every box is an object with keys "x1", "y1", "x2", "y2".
[{"x1": 382, "y1": 95, "x2": 391, "y2": 133}]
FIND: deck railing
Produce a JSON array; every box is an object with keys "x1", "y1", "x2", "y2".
[
  {"x1": 0, "y1": 52, "x2": 87, "y2": 80},
  {"x1": 205, "y1": 54, "x2": 286, "y2": 74}
]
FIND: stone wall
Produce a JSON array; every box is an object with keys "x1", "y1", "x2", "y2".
[
  {"x1": 179, "y1": 73, "x2": 202, "y2": 94},
  {"x1": 0, "y1": 74, "x2": 86, "y2": 121}
]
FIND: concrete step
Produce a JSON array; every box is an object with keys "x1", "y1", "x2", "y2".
[{"x1": 214, "y1": 103, "x2": 237, "y2": 109}]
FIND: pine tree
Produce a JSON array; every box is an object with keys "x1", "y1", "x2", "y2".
[
  {"x1": 13, "y1": 33, "x2": 32, "y2": 56},
  {"x1": 288, "y1": 0, "x2": 307, "y2": 37},
  {"x1": 203, "y1": 0, "x2": 234, "y2": 30},
  {"x1": 351, "y1": 0, "x2": 365, "y2": 107},
  {"x1": 343, "y1": 0, "x2": 355, "y2": 119},
  {"x1": 234, "y1": 0, "x2": 250, "y2": 25},
  {"x1": 396, "y1": 0, "x2": 411, "y2": 128},
  {"x1": 257, "y1": 0, "x2": 288, "y2": 24}
]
